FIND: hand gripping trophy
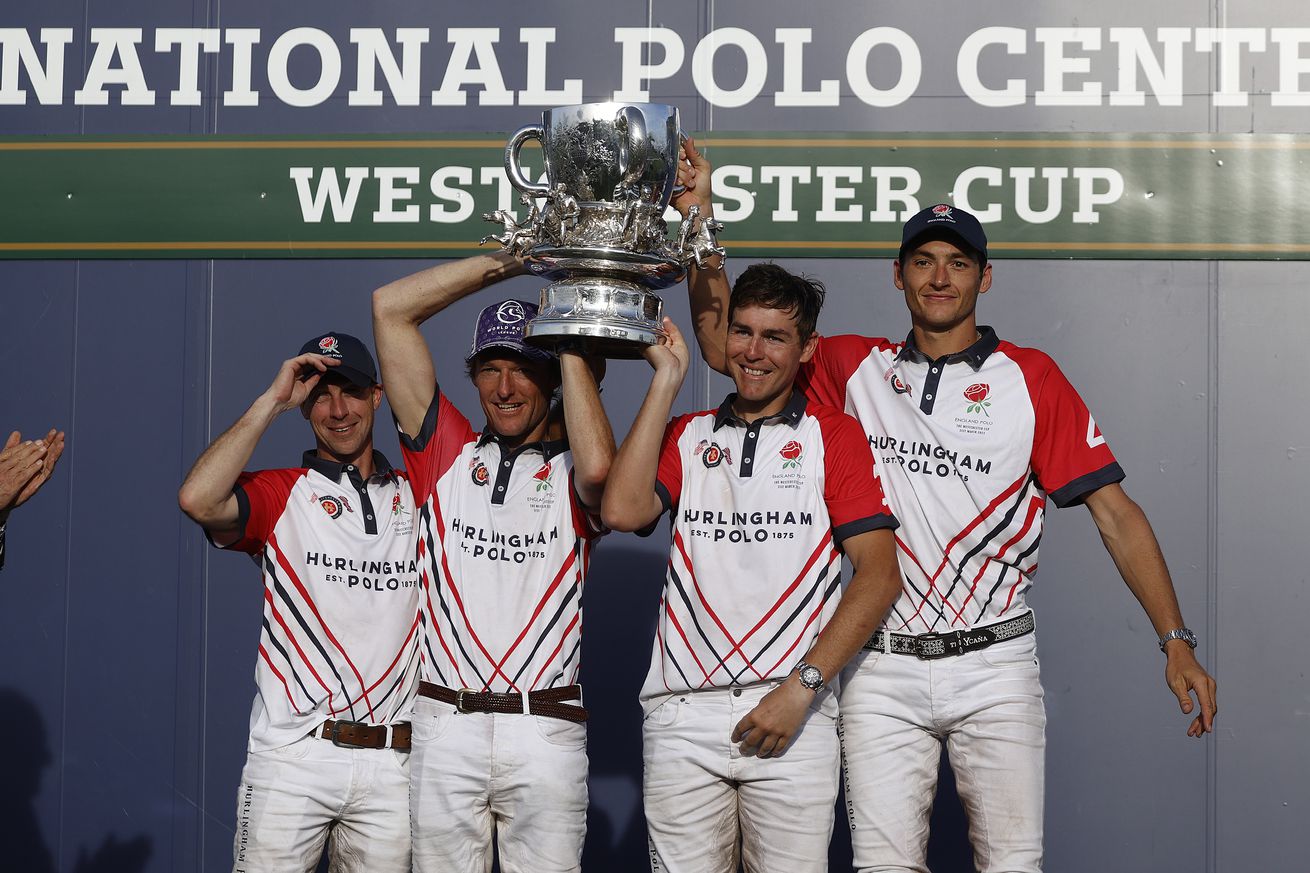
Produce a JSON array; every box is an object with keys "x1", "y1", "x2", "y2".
[{"x1": 481, "y1": 103, "x2": 725, "y2": 358}]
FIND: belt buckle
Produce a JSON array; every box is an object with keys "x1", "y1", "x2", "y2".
[
  {"x1": 328, "y1": 719, "x2": 369, "y2": 748},
  {"x1": 915, "y1": 632, "x2": 950, "y2": 660},
  {"x1": 455, "y1": 688, "x2": 478, "y2": 714}
]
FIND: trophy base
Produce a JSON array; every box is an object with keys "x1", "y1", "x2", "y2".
[{"x1": 524, "y1": 277, "x2": 666, "y2": 359}]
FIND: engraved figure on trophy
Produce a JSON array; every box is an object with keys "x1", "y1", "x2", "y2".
[{"x1": 484, "y1": 102, "x2": 725, "y2": 358}]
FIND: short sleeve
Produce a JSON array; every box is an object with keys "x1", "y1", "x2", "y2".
[
  {"x1": 1025, "y1": 356, "x2": 1125, "y2": 507},
  {"x1": 397, "y1": 385, "x2": 476, "y2": 505},
  {"x1": 220, "y1": 468, "x2": 304, "y2": 554},
  {"x1": 798, "y1": 335, "x2": 881, "y2": 412},
  {"x1": 654, "y1": 416, "x2": 691, "y2": 514},
  {"x1": 816, "y1": 407, "x2": 898, "y2": 544}
]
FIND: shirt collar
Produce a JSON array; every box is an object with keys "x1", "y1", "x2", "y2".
[
  {"x1": 895, "y1": 325, "x2": 999, "y2": 371},
  {"x1": 301, "y1": 449, "x2": 396, "y2": 483},
  {"x1": 475, "y1": 430, "x2": 567, "y2": 461},
  {"x1": 712, "y1": 390, "x2": 807, "y2": 431}
]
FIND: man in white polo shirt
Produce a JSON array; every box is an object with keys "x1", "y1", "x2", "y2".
[
  {"x1": 604, "y1": 264, "x2": 903, "y2": 873},
  {"x1": 675, "y1": 144, "x2": 1218, "y2": 871},
  {"x1": 371, "y1": 251, "x2": 614, "y2": 873},
  {"x1": 179, "y1": 332, "x2": 421, "y2": 873}
]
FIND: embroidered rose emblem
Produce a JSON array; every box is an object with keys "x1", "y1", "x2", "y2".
[
  {"x1": 963, "y1": 383, "x2": 991, "y2": 416},
  {"x1": 533, "y1": 461, "x2": 553, "y2": 491},
  {"x1": 780, "y1": 440, "x2": 803, "y2": 468}
]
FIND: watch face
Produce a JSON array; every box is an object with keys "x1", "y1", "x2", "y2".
[{"x1": 799, "y1": 664, "x2": 823, "y2": 690}]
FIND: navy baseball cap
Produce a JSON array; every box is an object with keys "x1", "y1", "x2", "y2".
[
  {"x1": 899, "y1": 204, "x2": 988, "y2": 262},
  {"x1": 298, "y1": 331, "x2": 378, "y2": 387},
  {"x1": 466, "y1": 299, "x2": 555, "y2": 363}
]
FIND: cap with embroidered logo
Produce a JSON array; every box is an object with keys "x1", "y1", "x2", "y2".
[
  {"x1": 298, "y1": 332, "x2": 378, "y2": 387},
  {"x1": 899, "y1": 203, "x2": 988, "y2": 262},
  {"x1": 467, "y1": 299, "x2": 556, "y2": 363}
]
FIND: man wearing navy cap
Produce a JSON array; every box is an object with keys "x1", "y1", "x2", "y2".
[
  {"x1": 673, "y1": 141, "x2": 1216, "y2": 872},
  {"x1": 372, "y1": 252, "x2": 614, "y2": 873},
  {"x1": 179, "y1": 332, "x2": 421, "y2": 873}
]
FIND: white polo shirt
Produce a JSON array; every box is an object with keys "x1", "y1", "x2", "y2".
[
  {"x1": 222, "y1": 451, "x2": 422, "y2": 752},
  {"x1": 799, "y1": 327, "x2": 1124, "y2": 635},
  {"x1": 642, "y1": 391, "x2": 897, "y2": 711},
  {"x1": 400, "y1": 389, "x2": 603, "y2": 694}
]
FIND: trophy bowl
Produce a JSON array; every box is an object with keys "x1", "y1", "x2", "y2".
[{"x1": 483, "y1": 102, "x2": 724, "y2": 358}]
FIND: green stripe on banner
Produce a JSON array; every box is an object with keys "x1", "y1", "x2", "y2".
[{"x1": 0, "y1": 132, "x2": 1305, "y2": 259}]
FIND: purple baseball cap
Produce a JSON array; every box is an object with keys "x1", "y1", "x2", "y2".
[
  {"x1": 466, "y1": 299, "x2": 556, "y2": 363},
  {"x1": 899, "y1": 203, "x2": 989, "y2": 262},
  {"x1": 298, "y1": 331, "x2": 378, "y2": 387}
]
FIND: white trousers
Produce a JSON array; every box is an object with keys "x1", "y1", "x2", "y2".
[
  {"x1": 839, "y1": 632, "x2": 1046, "y2": 873},
  {"x1": 232, "y1": 731, "x2": 411, "y2": 873},
  {"x1": 643, "y1": 683, "x2": 840, "y2": 873},
  {"x1": 409, "y1": 694, "x2": 589, "y2": 873}
]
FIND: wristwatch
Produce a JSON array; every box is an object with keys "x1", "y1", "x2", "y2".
[
  {"x1": 795, "y1": 661, "x2": 824, "y2": 691},
  {"x1": 1157, "y1": 627, "x2": 1198, "y2": 653}
]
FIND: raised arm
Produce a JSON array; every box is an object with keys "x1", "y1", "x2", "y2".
[
  {"x1": 600, "y1": 318, "x2": 691, "y2": 532},
  {"x1": 559, "y1": 350, "x2": 615, "y2": 511},
  {"x1": 672, "y1": 138, "x2": 731, "y2": 375},
  {"x1": 1084, "y1": 482, "x2": 1217, "y2": 737},
  {"x1": 732, "y1": 527, "x2": 902, "y2": 757},
  {"x1": 178, "y1": 354, "x2": 334, "y2": 543},
  {"x1": 372, "y1": 252, "x2": 527, "y2": 437}
]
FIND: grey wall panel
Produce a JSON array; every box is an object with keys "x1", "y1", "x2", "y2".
[
  {"x1": 1214, "y1": 260, "x2": 1310, "y2": 873},
  {"x1": 0, "y1": 261, "x2": 78, "y2": 873},
  {"x1": 54, "y1": 261, "x2": 193, "y2": 873}
]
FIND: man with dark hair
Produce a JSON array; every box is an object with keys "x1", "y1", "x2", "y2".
[
  {"x1": 371, "y1": 252, "x2": 614, "y2": 873},
  {"x1": 603, "y1": 266, "x2": 903, "y2": 873},
  {"x1": 0, "y1": 427, "x2": 64, "y2": 570},
  {"x1": 179, "y1": 332, "x2": 420, "y2": 873},
  {"x1": 674, "y1": 143, "x2": 1217, "y2": 872}
]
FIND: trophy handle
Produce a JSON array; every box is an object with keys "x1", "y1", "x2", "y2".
[
  {"x1": 615, "y1": 106, "x2": 649, "y2": 190},
  {"x1": 505, "y1": 124, "x2": 549, "y2": 195},
  {"x1": 671, "y1": 131, "x2": 688, "y2": 197}
]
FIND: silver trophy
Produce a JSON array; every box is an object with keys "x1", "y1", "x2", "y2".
[{"x1": 482, "y1": 102, "x2": 725, "y2": 358}]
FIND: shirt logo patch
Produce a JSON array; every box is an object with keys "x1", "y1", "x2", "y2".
[
  {"x1": 779, "y1": 440, "x2": 804, "y2": 469},
  {"x1": 318, "y1": 335, "x2": 341, "y2": 357},
  {"x1": 533, "y1": 461, "x2": 553, "y2": 491},
  {"x1": 963, "y1": 383, "x2": 992, "y2": 417},
  {"x1": 470, "y1": 460, "x2": 489, "y2": 486},
  {"x1": 318, "y1": 496, "x2": 344, "y2": 518},
  {"x1": 695, "y1": 440, "x2": 731, "y2": 469},
  {"x1": 884, "y1": 366, "x2": 913, "y2": 397}
]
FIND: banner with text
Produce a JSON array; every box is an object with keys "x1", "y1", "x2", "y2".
[{"x1": 1, "y1": 132, "x2": 1305, "y2": 260}]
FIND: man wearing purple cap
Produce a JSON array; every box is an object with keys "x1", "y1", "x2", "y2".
[
  {"x1": 673, "y1": 144, "x2": 1216, "y2": 872},
  {"x1": 179, "y1": 332, "x2": 421, "y2": 873},
  {"x1": 371, "y1": 252, "x2": 614, "y2": 873}
]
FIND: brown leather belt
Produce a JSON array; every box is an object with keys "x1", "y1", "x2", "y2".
[
  {"x1": 317, "y1": 719, "x2": 412, "y2": 750},
  {"x1": 418, "y1": 681, "x2": 588, "y2": 723}
]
